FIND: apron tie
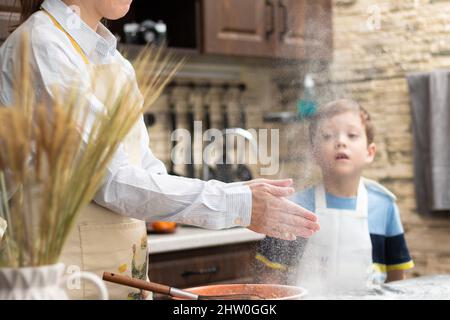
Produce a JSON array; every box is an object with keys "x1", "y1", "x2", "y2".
[{"x1": 41, "y1": 8, "x2": 90, "y2": 65}]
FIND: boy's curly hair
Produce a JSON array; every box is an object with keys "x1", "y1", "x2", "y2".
[{"x1": 309, "y1": 99, "x2": 375, "y2": 145}]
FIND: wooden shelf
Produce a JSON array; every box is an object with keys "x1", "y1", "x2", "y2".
[{"x1": 118, "y1": 43, "x2": 199, "y2": 59}]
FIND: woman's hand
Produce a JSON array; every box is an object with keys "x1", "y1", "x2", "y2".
[{"x1": 245, "y1": 179, "x2": 320, "y2": 240}]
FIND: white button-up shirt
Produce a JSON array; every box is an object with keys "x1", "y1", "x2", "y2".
[{"x1": 0, "y1": 0, "x2": 252, "y2": 229}]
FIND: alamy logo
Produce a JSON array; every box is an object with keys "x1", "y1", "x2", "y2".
[{"x1": 170, "y1": 123, "x2": 280, "y2": 176}]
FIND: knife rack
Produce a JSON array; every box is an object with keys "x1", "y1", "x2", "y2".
[{"x1": 148, "y1": 81, "x2": 253, "y2": 182}]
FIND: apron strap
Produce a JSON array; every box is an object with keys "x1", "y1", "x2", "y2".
[
  {"x1": 356, "y1": 180, "x2": 369, "y2": 217},
  {"x1": 41, "y1": 8, "x2": 90, "y2": 66},
  {"x1": 315, "y1": 184, "x2": 327, "y2": 210}
]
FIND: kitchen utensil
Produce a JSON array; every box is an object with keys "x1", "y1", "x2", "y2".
[
  {"x1": 185, "y1": 82, "x2": 196, "y2": 178},
  {"x1": 167, "y1": 82, "x2": 179, "y2": 176},
  {"x1": 215, "y1": 83, "x2": 233, "y2": 182},
  {"x1": 234, "y1": 83, "x2": 253, "y2": 181},
  {"x1": 102, "y1": 272, "x2": 264, "y2": 300},
  {"x1": 200, "y1": 83, "x2": 216, "y2": 181},
  {"x1": 184, "y1": 283, "x2": 308, "y2": 300},
  {"x1": 263, "y1": 111, "x2": 297, "y2": 123},
  {"x1": 123, "y1": 22, "x2": 140, "y2": 44},
  {"x1": 139, "y1": 20, "x2": 167, "y2": 45},
  {"x1": 143, "y1": 113, "x2": 156, "y2": 127}
]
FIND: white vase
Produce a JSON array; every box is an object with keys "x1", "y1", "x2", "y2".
[{"x1": 0, "y1": 263, "x2": 108, "y2": 300}]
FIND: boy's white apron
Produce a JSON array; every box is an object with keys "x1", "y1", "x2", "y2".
[
  {"x1": 296, "y1": 181, "x2": 373, "y2": 294},
  {"x1": 40, "y1": 11, "x2": 151, "y2": 299}
]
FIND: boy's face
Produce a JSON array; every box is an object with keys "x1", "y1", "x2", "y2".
[{"x1": 312, "y1": 111, "x2": 376, "y2": 178}]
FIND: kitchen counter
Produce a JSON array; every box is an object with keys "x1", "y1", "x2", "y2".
[
  {"x1": 306, "y1": 275, "x2": 450, "y2": 300},
  {"x1": 147, "y1": 226, "x2": 265, "y2": 254}
]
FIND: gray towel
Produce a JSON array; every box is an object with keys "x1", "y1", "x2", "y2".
[{"x1": 407, "y1": 70, "x2": 450, "y2": 214}]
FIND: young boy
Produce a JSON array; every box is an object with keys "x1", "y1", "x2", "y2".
[{"x1": 254, "y1": 99, "x2": 414, "y2": 293}]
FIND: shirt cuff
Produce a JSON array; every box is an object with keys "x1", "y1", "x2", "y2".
[
  {"x1": 225, "y1": 184, "x2": 252, "y2": 227},
  {"x1": 224, "y1": 181, "x2": 247, "y2": 188}
]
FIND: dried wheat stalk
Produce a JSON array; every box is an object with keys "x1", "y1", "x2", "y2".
[{"x1": 0, "y1": 35, "x2": 183, "y2": 267}]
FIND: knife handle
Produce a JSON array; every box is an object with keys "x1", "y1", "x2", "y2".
[{"x1": 102, "y1": 272, "x2": 170, "y2": 295}]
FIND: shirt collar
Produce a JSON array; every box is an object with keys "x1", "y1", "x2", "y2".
[{"x1": 41, "y1": 0, "x2": 117, "y2": 61}]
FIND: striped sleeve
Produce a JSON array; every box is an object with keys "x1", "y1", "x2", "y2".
[
  {"x1": 371, "y1": 234, "x2": 415, "y2": 272},
  {"x1": 372, "y1": 202, "x2": 414, "y2": 272}
]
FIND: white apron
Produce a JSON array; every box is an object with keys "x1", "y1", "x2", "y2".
[
  {"x1": 296, "y1": 181, "x2": 373, "y2": 295},
  {"x1": 62, "y1": 65, "x2": 150, "y2": 300},
  {"x1": 61, "y1": 67, "x2": 150, "y2": 300},
  {"x1": 42, "y1": 11, "x2": 150, "y2": 300}
]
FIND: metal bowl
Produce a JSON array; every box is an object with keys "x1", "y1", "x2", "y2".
[{"x1": 184, "y1": 283, "x2": 308, "y2": 300}]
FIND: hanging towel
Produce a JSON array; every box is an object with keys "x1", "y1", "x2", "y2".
[{"x1": 407, "y1": 70, "x2": 450, "y2": 214}]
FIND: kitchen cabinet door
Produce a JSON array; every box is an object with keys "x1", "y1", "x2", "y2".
[
  {"x1": 148, "y1": 242, "x2": 259, "y2": 289},
  {"x1": 0, "y1": 0, "x2": 20, "y2": 43},
  {"x1": 0, "y1": 0, "x2": 19, "y2": 12},
  {"x1": 275, "y1": 0, "x2": 332, "y2": 60},
  {"x1": 202, "y1": 0, "x2": 275, "y2": 57}
]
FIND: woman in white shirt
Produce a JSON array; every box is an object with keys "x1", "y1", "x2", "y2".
[{"x1": 0, "y1": 0, "x2": 319, "y2": 299}]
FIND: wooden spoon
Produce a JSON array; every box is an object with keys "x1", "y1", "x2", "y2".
[{"x1": 102, "y1": 272, "x2": 264, "y2": 300}]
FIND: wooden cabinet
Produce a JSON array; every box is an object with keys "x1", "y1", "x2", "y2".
[
  {"x1": 148, "y1": 241, "x2": 259, "y2": 290},
  {"x1": 203, "y1": 0, "x2": 274, "y2": 57},
  {"x1": 274, "y1": 0, "x2": 332, "y2": 60},
  {"x1": 0, "y1": 0, "x2": 332, "y2": 59},
  {"x1": 0, "y1": 0, "x2": 20, "y2": 43},
  {"x1": 110, "y1": 0, "x2": 332, "y2": 60},
  {"x1": 0, "y1": 0, "x2": 19, "y2": 13},
  {"x1": 203, "y1": 0, "x2": 332, "y2": 60}
]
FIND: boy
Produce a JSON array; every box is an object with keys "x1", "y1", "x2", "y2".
[{"x1": 254, "y1": 99, "x2": 414, "y2": 293}]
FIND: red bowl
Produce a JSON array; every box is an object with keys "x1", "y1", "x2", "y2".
[{"x1": 183, "y1": 284, "x2": 308, "y2": 300}]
